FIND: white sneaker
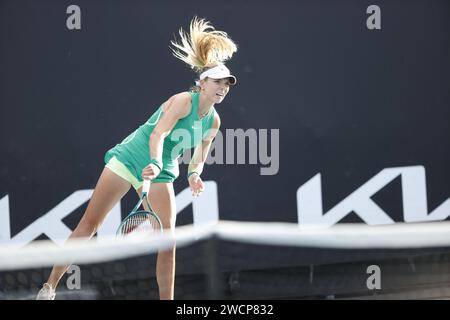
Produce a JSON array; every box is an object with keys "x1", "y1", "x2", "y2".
[{"x1": 36, "y1": 283, "x2": 55, "y2": 300}]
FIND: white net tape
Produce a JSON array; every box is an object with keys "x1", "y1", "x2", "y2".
[{"x1": 1, "y1": 220, "x2": 450, "y2": 271}]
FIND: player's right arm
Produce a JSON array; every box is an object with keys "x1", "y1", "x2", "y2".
[{"x1": 142, "y1": 92, "x2": 191, "y2": 180}]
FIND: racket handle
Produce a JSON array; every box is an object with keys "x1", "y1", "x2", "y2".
[{"x1": 142, "y1": 179, "x2": 151, "y2": 196}]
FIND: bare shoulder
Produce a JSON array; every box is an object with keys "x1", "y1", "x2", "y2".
[{"x1": 161, "y1": 92, "x2": 192, "y2": 118}]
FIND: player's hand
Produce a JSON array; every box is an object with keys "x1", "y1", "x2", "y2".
[
  {"x1": 188, "y1": 173, "x2": 204, "y2": 197},
  {"x1": 142, "y1": 163, "x2": 161, "y2": 180}
]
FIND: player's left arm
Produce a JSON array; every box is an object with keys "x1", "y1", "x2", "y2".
[{"x1": 188, "y1": 113, "x2": 221, "y2": 196}]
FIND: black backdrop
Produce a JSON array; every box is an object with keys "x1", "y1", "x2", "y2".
[{"x1": 1, "y1": 0, "x2": 449, "y2": 242}]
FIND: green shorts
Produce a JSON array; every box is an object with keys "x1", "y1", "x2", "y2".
[{"x1": 105, "y1": 156, "x2": 178, "y2": 190}]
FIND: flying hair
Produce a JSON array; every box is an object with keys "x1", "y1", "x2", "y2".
[{"x1": 170, "y1": 17, "x2": 238, "y2": 73}]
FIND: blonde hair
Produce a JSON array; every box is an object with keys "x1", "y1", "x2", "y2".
[{"x1": 170, "y1": 17, "x2": 238, "y2": 74}]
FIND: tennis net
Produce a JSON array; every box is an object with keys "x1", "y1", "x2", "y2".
[{"x1": 1, "y1": 221, "x2": 450, "y2": 299}]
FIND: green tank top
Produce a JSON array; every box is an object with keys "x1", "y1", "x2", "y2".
[{"x1": 104, "y1": 91, "x2": 216, "y2": 181}]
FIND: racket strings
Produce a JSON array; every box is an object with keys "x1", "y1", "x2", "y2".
[{"x1": 119, "y1": 212, "x2": 162, "y2": 236}]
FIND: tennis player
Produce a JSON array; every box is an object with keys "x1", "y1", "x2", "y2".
[{"x1": 36, "y1": 16, "x2": 238, "y2": 300}]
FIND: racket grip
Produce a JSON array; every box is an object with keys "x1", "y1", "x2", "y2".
[{"x1": 143, "y1": 179, "x2": 151, "y2": 195}]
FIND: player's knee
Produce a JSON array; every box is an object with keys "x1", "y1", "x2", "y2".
[
  {"x1": 157, "y1": 212, "x2": 175, "y2": 230},
  {"x1": 161, "y1": 220, "x2": 175, "y2": 231}
]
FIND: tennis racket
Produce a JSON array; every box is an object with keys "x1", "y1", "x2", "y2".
[{"x1": 116, "y1": 180, "x2": 163, "y2": 237}]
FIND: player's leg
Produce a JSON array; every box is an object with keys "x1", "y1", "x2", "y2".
[
  {"x1": 139, "y1": 182, "x2": 176, "y2": 300},
  {"x1": 46, "y1": 167, "x2": 132, "y2": 290}
]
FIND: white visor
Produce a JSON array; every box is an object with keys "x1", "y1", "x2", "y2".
[{"x1": 198, "y1": 65, "x2": 237, "y2": 85}]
